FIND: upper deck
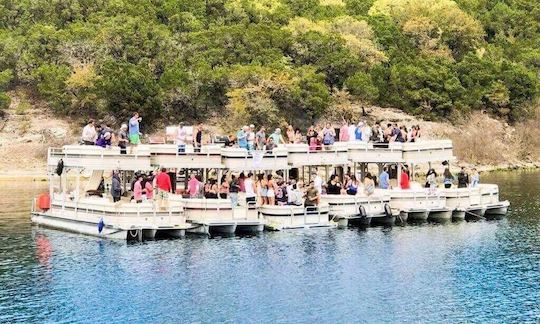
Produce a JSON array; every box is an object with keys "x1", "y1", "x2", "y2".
[
  {"x1": 48, "y1": 140, "x2": 456, "y2": 170},
  {"x1": 48, "y1": 145, "x2": 152, "y2": 171}
]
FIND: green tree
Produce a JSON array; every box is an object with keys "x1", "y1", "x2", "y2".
[{"x1": 96, "y1": 60, "x2": 163, "y2": 127}]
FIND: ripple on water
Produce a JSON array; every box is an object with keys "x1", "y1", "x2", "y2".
[{"x1": 0, "y1": 172, "x2": 539, "y2": 323}]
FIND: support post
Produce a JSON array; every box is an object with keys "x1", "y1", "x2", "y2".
[
  {"x1": 325, "y1": 165, "x2": 329, "y2": 182},
  {"x1": 397, "y1": 163, "x2": 402, "y2": 188}
]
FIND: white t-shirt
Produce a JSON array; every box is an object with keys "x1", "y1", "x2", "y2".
[
  {"x1": 244, "y1": 178, "x2": 256, "y2": 198},
  {"x1": 348, "y1": 125, "x2": 356, "y2": 142},
  {"x1": 177, "y1": 127, "x2": 186, "y2": 145},
  {"x1": 362, "y1": 126, "x2": 372, "y2": 142},
  {"x1": 82, "y1": 125, "x2": 97, "y2": 142},
  {"x1": 314, "y1": 176, "x2": 323, "y2": 194},
  {"x1": 247, "y1": 131, "x2": 255, "y2": 145}
]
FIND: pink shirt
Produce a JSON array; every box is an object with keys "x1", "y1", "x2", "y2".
[
  {"x1": 145, "y1": 182, "x2": 153, "y2": 200},
  {"x1": 188, "y1": 178, "x2": 199, "y2": 197},
  {"x1": 134, "y1": 181, "x2": 143, "y2": 201},
  {"x1": 339, "y1": 125, "x2": 349, "y2": 141}
]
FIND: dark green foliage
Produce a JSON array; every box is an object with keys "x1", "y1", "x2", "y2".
[
  {"x1": 0, "y1": 0, "x2": 537, "y2": 127},
  {"x1": 96, "y1": 60, "x2": 163, "y2": 127}
]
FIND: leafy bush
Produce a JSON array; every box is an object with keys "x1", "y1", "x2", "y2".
[{"x1": 0, "y1": 0, "x2": 537, "y2": 128}]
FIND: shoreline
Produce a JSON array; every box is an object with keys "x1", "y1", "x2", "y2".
[{"x1": 1, "y1": 161, "x2": 539, "y2": 182}]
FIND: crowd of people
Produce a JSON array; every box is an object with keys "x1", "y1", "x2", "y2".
[
  {"x1": 217, "y1": 121, "x2": 422, "y2": 152},
  {"x1": 110, "y1": 163, "x2": 481, "y2": 208},
  {"x1": 81, "y1": 112, "x2": 144, "y2": 154},
  {"x1": 81, "y1": 113, "x2": 481, "y2": 207},
  {"x1": 81, "y1": 111, "x2": 423, "y2": 154}
]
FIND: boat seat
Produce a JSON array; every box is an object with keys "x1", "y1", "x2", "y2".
[{"x1": 149, "y1": 136, "x2": 166, "y2": 144}]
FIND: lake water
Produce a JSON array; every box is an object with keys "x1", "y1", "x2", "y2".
[{"x1": 0, "y1": 171, "x2": 538, "y2": 323}]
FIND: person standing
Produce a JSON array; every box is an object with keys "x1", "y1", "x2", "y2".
[
  {"x1": 244, "y1": 172, "x2": 256, "y2": 205},
  {"x1": 307, "y1": 127, "x2": 318, "y2": 151},
  {"x1": 194, "y1": 123, "x2": 203, "y2": 152},
  {"x1": 237, "y1": 126, "x2": 248, "y2": 149},
  {"x1": 247, "y1": 125, "x2": 256, "y2": 151},
  {"x1": 286, "y1": 125, "x2": 295, "y2": 144},
  {"x1": 133, "y1": 174, "x2": 144, "y2": 203},
  {"x1": 339, "y1": 121, "x2": 350, "y2": 142},
  {"x1": 443, "y1": 167, "x2": 454, "y2": 189},
  {"x1": 304, "y1": 181, "x2": 320, "y2": 207},
  {"x1": 379, "y1": 166, "x2": 390, "y2": 189},
  {"x1": 471, "y1": 168, "x2": 480, "y2": 188},
  {"x1": 457, "y1": 167, "x2": 469, "y2": 188},
  {"x1": 313, "y1": 171, "x2": 323, "y2": 195},
  {"x1": 145, "y1": 175, "x2": 154, "y2": 200},
  {"x1": 426, "y1": 168, "x2": 437, "y2": 194},
  {"x1": 111, "y1": 171, "x2": 122, "y2": 202},
  {"x1": 294, "y1": 128, "x2": 303, "y2": 144},
  {"x1": 400, "y1": 166, "x2": 410, "y2": 189},
  {"x1": 238, "y1": 172, "x2": 246, "y2": 192},
  {"x1": 266, "y1": 174, "x2": 277, "y2": 205},
  {"x1": 187, "y1": 173, "x2": 199, "y2": 198},
  {"x1": 322, "y1": 123, "x2": 336, "y2": 148},
  {"x1": 255, "y1": 126, "x2": 266, "y2": 150},
  {"x1": 355, "y1": 122, "x2": 363, "y2": 141},
  {"x1": 219, "y1": 175, "x2": 230, "y2": 199},
  {"x1": 256, "y1": 173, "x2": 268, "y2": 205},
  {"x1": 229, "y1": 175, "x2": 240, "y2": 207},
  {"x1": 362, "y1": 122, "x2": 372, "y2": 142},
  {"x1": 177, "y1": 123, "x2": 187, "y2": 153},
  {"x1": 81, "y1": 119, "x2": 97, "y2": 145},
  {"x1": 155, "y1": 168, "x2": 172, "y2": 209},
  {"x1": 270, "y1": 128, "x2": 286, "y2": 146},
  {"x1": 384, "y1": 124, "x2": 393, "y2": 143},
  {"x1": 348, "y1": 122, "x2": 356, "y2": 142},
  {"x1": 364, "y1": 173, "x2": 376, "y2": 196},
  {"x1": 128, "y1": 112, "x2": 142, "y2": 153},
  {"x1": 371, "y1": 123, "x2": 382, "y2": 143},
  {"x1": 117, "y1": 124, "x2": 129, "y2": 154}
]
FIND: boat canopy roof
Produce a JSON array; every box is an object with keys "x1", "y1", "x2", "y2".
[{"x1": 48, "y1": 140, "x2": 456, "y2": 171}]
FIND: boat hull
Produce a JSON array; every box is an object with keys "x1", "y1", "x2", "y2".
[
  {"x1": 32, "y1": 212, "x2": 129, "y2": 240},
  {"x1": 484, "y1": 201, "x2": 510, "y2": 219},
  {"x1": 371, "y1": 215, "x2": 395, "y2": 226},
  {"x1": 260, "y1": 204, "x2": 334, "y2": 230},
  {"x1": 403, "y1": 209, "x2": 429, "y2": 222},
  {"x1": 452, "y1": 209, "x2": 466, "y2": 221},
  {"x1": 465, "y1": 206, "x2": 487, "y2": 220},
  {"x1": 428, "y1": 208, "x2": 453, "y2": 222}
]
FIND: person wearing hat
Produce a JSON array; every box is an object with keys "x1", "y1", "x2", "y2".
[
  {"x1": 118, "y1": 124, "x2": 129, "y2": 154},
  {"x1": 270, "y1": 128, "x2": 285, "y2": 146}
]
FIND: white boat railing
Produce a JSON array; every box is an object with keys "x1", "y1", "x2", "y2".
[
  {"x1": 303, "y1": 206, "x2": 322, "y2": 225},
  {"x1": 48, "y1": 139, "x2": 455, "y2": 169}
]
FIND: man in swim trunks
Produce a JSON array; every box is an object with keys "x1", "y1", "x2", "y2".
[{"x1": 129, "y1": 112, "x2": 142, "y2": 152}]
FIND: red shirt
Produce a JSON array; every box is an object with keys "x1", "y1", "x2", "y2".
[
  {"x1": 400, "y1": 172, "x2": 410, "y2": 189},
  {"x1": 155, "y1": 172, "x2": 172, "y2": 192}
]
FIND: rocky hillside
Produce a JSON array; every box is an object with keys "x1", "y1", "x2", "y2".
[
  {"x1": 0, "y1": 91, "x2": 75, "y2": 176},
  {"x1": 1, "y1": 90, "x2": 538, "y2": 177}
]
